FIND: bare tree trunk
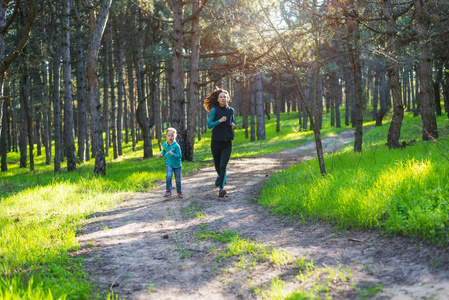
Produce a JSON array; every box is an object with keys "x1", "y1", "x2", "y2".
[
  {"x1": 127, "y1": 57, "x2": 137, "y2": 151},
  {"x1": 102, "y1": 38, "x2": 110, "y2": 157},
  {"x1": 347, "y1": 20, "x2": 363, "y2": 152},
  {"x1": 383, "y1": 0, "x2": 405, "y2": 148},
  {"x1": 444, "y1": 61, "x2": 449, "y2": 118},
  {"x1": 1, "y1": 85, "x2": 7, "y2": 171},
  {"x1": 115, "y1": 15, "x2": 124, "y2": 156},
  {"x1": 415, "y1": 0, "x2": 438, "y2": 140},
  {"x1": 76, "y1": 26, "x2": 87, "y2": 162},
  {"x1": 133, "y1": 7, "x2": 152, "y2": 159},
  {"x1": 250, "y1": 76, "x2": 256, "y2": 142},
  {"x1": 86, "y1": 0, "x2": 112, "y2": 175},
  {"x1": 168, "y1": 0, "x2": 186, "y2": 150},
  {"x1": 275, "y1": 72, "x2": 280, "y2": 132},
  {"x1": 256, "y1": 73, "x2": 265, "y2": 140},
  {"x1": 185, "y1": 0, "x2": 200, "y2": 161},
  {"x1": 21, "y1": 57, "x2": 34, "y2": 171},
  {"x1": 19, "y1": 72, "x2": 27, "y2": 168},
  {"x1": 63, "y1": 0, "x2": 76, "y2": 171},
  {"x1": 433, "y1": 66, "x2": 442, "y2": 116},
  {"x1": 108, "y1": 26, "x2": 117, "y2": 160}
]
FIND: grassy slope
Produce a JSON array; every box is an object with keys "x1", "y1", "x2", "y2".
[
  {"x1": 259, "y1": 113, "x2": 449, "y2": 244},
  {"x1": 0, "y1": 110, "x2": 448, "y2": 298}
]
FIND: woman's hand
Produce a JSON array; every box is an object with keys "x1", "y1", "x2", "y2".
[
  {"x1": 219, "y1": 116, "x2": 227, "y2": 123},
  {"x1": 231, "y1": 123, "x2": 236, "y2": 129}
]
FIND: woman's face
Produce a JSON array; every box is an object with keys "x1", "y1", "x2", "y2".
[{"x1": 218, "y1": 92, "x2": 228, "y2": 106}]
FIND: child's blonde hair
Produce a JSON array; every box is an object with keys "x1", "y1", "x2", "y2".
[{"x1": 166, "y1": 127, "x2": 177, "y2": 138}]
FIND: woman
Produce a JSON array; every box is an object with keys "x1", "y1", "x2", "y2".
[{"x1": 203, "y1": 87, "x2": 236, "y2": 197}]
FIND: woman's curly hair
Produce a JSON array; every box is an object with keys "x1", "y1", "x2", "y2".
[{"x1": 203, "y1": 87, "x2": 229, "y2": 112}]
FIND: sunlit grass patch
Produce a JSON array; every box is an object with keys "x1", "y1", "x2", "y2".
[{"x1": 259, "y1": 113, "x2": 449, "y2": 243}]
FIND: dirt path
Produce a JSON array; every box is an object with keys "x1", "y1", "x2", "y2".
[{"x1": 78, "y1": 130, "x2": 449, "y2": 299}]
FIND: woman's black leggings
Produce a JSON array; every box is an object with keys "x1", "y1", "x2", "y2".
[{"x1": 211, "y1": 140, "x2": 232, "y2": 189}]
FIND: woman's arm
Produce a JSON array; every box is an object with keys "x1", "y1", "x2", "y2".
[{"x1": 207, "y1": 108, "x2": 221, "y2": 129}]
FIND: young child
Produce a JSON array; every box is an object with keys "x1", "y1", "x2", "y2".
[{"x1": 158, "y1": 128, "x2": 183, "y2": 198}]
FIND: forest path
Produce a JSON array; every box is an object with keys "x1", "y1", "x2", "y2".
[{"x1": 77, "y1": 130, "x2": 449, "y2": 299}]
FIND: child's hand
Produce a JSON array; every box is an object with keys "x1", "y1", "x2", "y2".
[
  {"x1": 168, "y1": 150, "x2": 173, "y2": 156},
  {"x1": 158, "y1": 154, "x2": 163, "y2": 158}
]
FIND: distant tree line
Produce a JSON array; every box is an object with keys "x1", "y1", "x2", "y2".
[{"x1": 0, "y1": 0, "x2": 447, "y2": 176}]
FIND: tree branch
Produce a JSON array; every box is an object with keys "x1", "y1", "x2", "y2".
[
  {"x1": 181, "y1": 0, "x2": 208, "y2": 25},
  {"x1": 1, "y1": 0, "x2": 20, "y2": 35},
  {"x1": 0, "y1": 1, "x2": 36, "y2": 74}
]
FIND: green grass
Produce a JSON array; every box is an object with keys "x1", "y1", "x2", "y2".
[
  {"x1": 259, "y1": 112, "x2": 449, "y2": 244},
  {"x1": 2, "y1": 109, "x2": 448, "y2": 298},
  {"x1": 0, "y1": 111, "x2": 343, "y2": 299}
]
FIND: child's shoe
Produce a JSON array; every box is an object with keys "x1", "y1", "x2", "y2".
[
  {"x1": 164, "y1": 191, "x2": 172, "y2": 197},
  {"x1": 218, "y1": 188, "x2": 226, "y2": 198},
  {"x1": 177, "y1": 192, "x2": 183, "y2": 199}
]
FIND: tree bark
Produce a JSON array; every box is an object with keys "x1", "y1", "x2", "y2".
[
  {"x1": 102, "y1": 38, "x2": 110, "y2": 157},
  {"x1": 185, "y1": 0, "x2": 200, "y2": 161},
  {"x1": 63, "y1": 0, "x2": 76, "y2": 171},
  {"x1": 115, "y1": 15, "x2": 124, "y2": 156},
  {"x1": 127, "y1": 57, "x2": 137, "y2": 151},
  {"x1": 347, "y1": 20, "x2": 363, "y2": 152},
  {"x1": 108, "y1": 25, "x2": 117, "y2": 160},
  {"x1": 250, "y1": 76, "x2": 256, "y2": 142},
  {"x1": 168, "y1": 0, "x2": 186, "y2": 149},
  {"x1": 86, "y1": 0, "x2": 112, "y2": 175},
  {"x1": 383, "y1": 0, "x2": 404, "y2": 148},
  {"x1": 133, "y1": 6, "x2": 152, "y2": 159},
  {"x1": 256, "y1": 73, "x2": 265, "y2": 140},
  {"x1": 76, "y1": 25, "x2": 87, "y2": 162},
  {"x1": 415, "y1": 0, "x2": 438, "y2": 140},
  {"x1": 275, "y1": 72, "x2": 280, "y2": 132}
]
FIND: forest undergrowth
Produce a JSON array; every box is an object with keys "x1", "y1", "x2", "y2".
[{"x1": 0, "y1": 111, "x2": 448, "y2": 298}]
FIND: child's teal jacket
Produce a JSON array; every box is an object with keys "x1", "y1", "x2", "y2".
[{"x1": 160, "y1": 141, "x2": 182, "y2": 168}]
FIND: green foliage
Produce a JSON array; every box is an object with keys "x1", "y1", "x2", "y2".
[
  {"x1": 258, "y1": 113, "x2": 449, "y2": 243},
  {"x1": 1, "y1": 112, "x2": 334, "y2": 298}
]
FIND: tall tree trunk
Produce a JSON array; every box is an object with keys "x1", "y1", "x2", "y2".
[
  {"x1": 133, "y1": 7, "x2": 152, "y2": 158},
  {"x1": 383, "y1": 0, "x2": 404, "y2": 148},
  {"x1": 168, "y1": 0, "x2": 186, "y2": 150},
  {"x1": 415, "y1": 0, "x2": 438, "y2": 140},
  {"x1": 53, "y1": 50, "x2": 62, "y2": 171},
  {"x1": 19, "y1": 71, "x2": 27, "y2": 168},
  {"x1": 256, "y1": 73, "x2": 265, "y2": 140},
  {"x1": 63, "y1": 0, "x2": 76, "y2": 171},
  {"x1": 115, "y1": 16, "x2": 124, "y2": 156},
  {"x1": 186, "y1": 0, "x2": 200, "y2": 161},
  {"x1": 347, "y1": 20, "x2": 363, "y2": 152},
  {"x1": 102, "y1": 39, "x2": 110, "y2": 157},
  {"x1": 275, "y1": 72, "x2": 281, "y2": 132},
  {"x1": 76, "y1": 26, "x2": 87, "y2": 162},
  {"x1": 433, "y1": 66, "x2": 442, "y2": 116},
  {"x1": 1, "y1": 87, "x2": 7, "y2": 171},
  {"x1": 86, "y1": 0, "x2": 112, "y2": 175},
  {"x1": 127, "y1": 57, "x2": 137, "y2": 151},
  {"x1": 250, "y1": 76, "x2": 256, "y2": 141},
  {"x1": 108, "y1": 26, "x2": 117, "y2": 160},
  {"x1": 20, "y1": 57, "x2": 34, "y2": 171},
  {"x1": 444, "y1": 61, "x2": 449, "y2": 118},
  {"x1": 242, "y1": 77, "x2": 248, "y2": 138}
]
